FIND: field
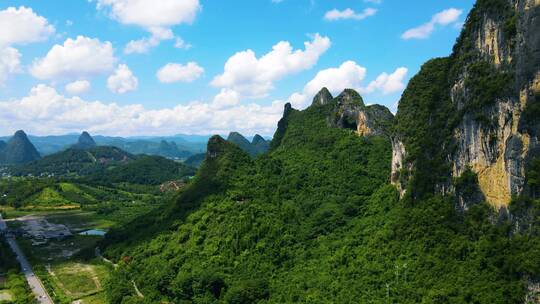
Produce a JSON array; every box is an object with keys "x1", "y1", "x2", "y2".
[{"x1": 0, "y1": 177, "x2": 165, "y2": 304}]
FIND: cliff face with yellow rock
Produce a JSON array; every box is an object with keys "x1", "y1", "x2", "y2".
[{"x1": 391, "y1": 0, "x2": 540, "y2": 209}]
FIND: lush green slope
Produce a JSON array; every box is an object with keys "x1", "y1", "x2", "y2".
[
  {"x1": 0, "y1": 178, "x2": 157, "y2": 209},
  {"x1": 88, "y1": 155, "x2": 196, "y2": 185},
  {"x1": 10, "y1": 146, "x2": 134, "y2": 177},
  {"x1": 100, "y1": 95, "x2": 540, "y2": 303}
]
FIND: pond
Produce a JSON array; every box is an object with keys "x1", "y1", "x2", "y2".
[{"x1": 78, "y1": 229, "x2": 106, "y2": 236}]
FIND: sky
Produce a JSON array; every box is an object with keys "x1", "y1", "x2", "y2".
[{"x1": 0, "y1": 0, "x2": 475, "y2": 137}]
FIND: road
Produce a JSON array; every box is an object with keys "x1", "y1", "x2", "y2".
[{"x1": 0, "y1": 214, "x2": 54, "y2": 304}]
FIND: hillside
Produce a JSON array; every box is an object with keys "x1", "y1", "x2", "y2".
[
  {"x1": 10, "y1": 146, "x2": 134, "y2": 177},
  {"x1": 87, "y1": 155, "x2": 196, "y2": 185},
  {"x1": 99, "y1": 1, "x2": 540, "y2": 303}
]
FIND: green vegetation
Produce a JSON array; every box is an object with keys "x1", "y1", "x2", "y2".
[
  {"x1": 0, "y1": 178, "x2": 158, "y2": 210},
  {"x1": 87, "y1": 155, "x2": 195, "y2": 186},
  {"x1": 11, "y1": 146, "x2": 134, "y2": 177},
  {"x1": 99, "y1": 93, "x2": 540, "y2": 303},
  {"x1": 0, "y1": 240, "x2": 34, "y2": 304}
]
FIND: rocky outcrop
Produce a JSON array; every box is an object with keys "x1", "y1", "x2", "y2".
[
  {"x1": 311, "y1": 87, "x2": 333, "y2": 106},
  {"x1": 206, "y1": 135, "x2": 228, "y2": 160},
  {"x1": 391, "y1": 0, "x2": 540, "y2": 208},
  {"x1": 390, "y1": 138, "x2": 408, "y2": 197},
  {"x1": 315, "y1": 88, "x2": 394, "y2": 137}
]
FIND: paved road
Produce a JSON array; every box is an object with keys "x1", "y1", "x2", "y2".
[{"x1": 0, "y1": 214, "x2": 54, "y2": 304}]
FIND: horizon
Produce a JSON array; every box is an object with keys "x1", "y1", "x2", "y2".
[{"x1": 0, "y1": 0, "x2": 474, "y2": 136}]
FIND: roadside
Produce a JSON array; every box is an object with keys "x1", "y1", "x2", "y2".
[{"x1": 0, "y1": 214, "x2": 53, "y2": 304}]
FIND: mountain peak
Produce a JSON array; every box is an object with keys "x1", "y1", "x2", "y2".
[
  {"x1": 252, "y1": 134, "x2": 266, "y2": 145},
  {"x1": 312, "y1": 87, "x2": 333, "y2": 106},
  {"x1": 74, "y1": 131, "x2": 97, "y2": 150},
  {"x1": 0, "y1": 130, "x2": 41, "y2": 164},
  {"x1": 335, "y1": 89, "x2": 364, "y2": 107}
]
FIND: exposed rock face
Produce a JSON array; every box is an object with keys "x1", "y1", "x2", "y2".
[
  {"x1": 324, "y1": 88, "x2": 394, "y2": 137},
  {"x1": 0, "y1": 130, "x2": 41, "y2": 165},
  {"x1": 390, "y1": 138, "x2": 408, "y2": 196},
  {"x1": 73, "y1": 131, "x2": 97, "y2": 150},
  {"x1": 311, "y1": 87, "x2": 333, "y2": 106},
  {"x1": 391, "y1": 0, "x2": 540, "y2": 208},
  {"x1": 206, "y1": 135, "x2": 228, "y2": 160}
]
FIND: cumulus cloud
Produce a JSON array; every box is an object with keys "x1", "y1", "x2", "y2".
[
  {"x1": 212, "y1": 89, "x2": 240, "y2": 109},
  {"x1": 0, "y1": 6, "x2": 55, "y2": 46},
  {"x1": 156, "y1": 62, "x2": 204, "y2": 83},
  {"x1": 97, "y1": 0, "x2": 200, "y2": 53},
  {"x1": 211, "y1": 33, "x2": 331, "y2": 98},
  {"x1": 324, "y1": 8, "x2": 377, "y2": 21},
  {"x1": 362, "y1": 67, "x2": 408, "y2": 94},
  {"x1": 30, "y1": 36, "x2": 115, "y2": 80},
  {"x1": 107, "y1": 64, "x2": 138, "y2": 94},
  {"x1": 0, "y1": 47, "x2": 22, "y2": 85},
  {"x1": 402, "y1": 8, "x2": 462, "y2": 40},
  {"x1": 65, "y1": 80, "x2": 91, "y2": 95},
  {"x1": 0, "y1": 84, "x2": 285, "y2": 136},
  {"x1": 304, "y1": 61, "x2": 367, "y2": 96},
  {"x1": 124, "y1": 27, "x2": 174, "y2": 54}
]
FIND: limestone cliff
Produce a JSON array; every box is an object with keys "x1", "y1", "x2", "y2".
[
  {"x1": 312, "y1": 88, "x2": 394, "y2": 137},
  {"x1": 391, "y1": 0, "x2": 540, "y2": 209}
]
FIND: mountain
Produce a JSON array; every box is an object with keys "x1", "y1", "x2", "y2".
[
  {"x1": 251, "y1": 134, "x2": 270, "y2": 155},
  {"x1": 0, "y1": 130, "x2": 41, "y2": 165},
  {"x1": 0, "y1": 140, "x2": 6, "y2": 151},
  {"x1": 227, "y1": 132, "x2": 270, "y2": 157},
  {"x1": 73, "y1": 131, "x2": 97, "y2": 150},
  {"x1": 391, "y1": 0, "x2": 540, "y2": 210},
  {"x1": 0, "y1": 133, "x2": 207, "y2": 157},
  {"x1": 99, "y1": 1, "x2": 540, "y2": 303},
  {"x1": 11, "y1": 146, "x2": 134, "y2": 177}
]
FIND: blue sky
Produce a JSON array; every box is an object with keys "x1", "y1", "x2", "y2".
[{"x1": 0, "y1": 0, "x2": 474, "y2": 136}]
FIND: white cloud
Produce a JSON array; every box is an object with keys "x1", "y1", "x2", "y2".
[
  {"x1": 304, "y1": 61, "x2": 367, "y2": 96},
  {"x1": 0, "y1": 84, "x2": 285, "y2": 136},
  {"x1": 211, "y1": 33, "x2": 331, "y2": 98},
  {"x1": 157, "y1": 62, "x2": 204, "y2": 83},
  {"x1": 97, "y1": 0, "x2": 200, "y2": 53},
  {"x1": 0, "y1": 6, "x2": 55, "y2": 46},
  {"x1": 65, "y1": 80, "x2": 91, "y2": 95},
  {"x1": 212, "y1": 89, "x2": 240, "y2": 109},
  {"x1": 402, "y1": 8, "x2": 462, "y2": 40},
  {"x1": 324, "y1": 8, "x2": 377, "y2": 21},
  {"x1": 124, "y1": 27, "x2": 174, "y2": 54},
  {"x1": 107, "y1": 64, "x2": 138, "y2": 94},
  {"x1": 30, "y1": 36, "x2": 115, "y2": 80},
  {"x1": 362, "y1": 67, "x2": 408, "y2": 94},
  {"x1": 174, "y1": 37, "x2": 192, "y2": 50},
  {"x1": 0, "y1": 47, "x2": 22, "y2": 85}
]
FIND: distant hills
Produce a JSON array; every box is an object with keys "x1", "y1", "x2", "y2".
[
  {"x1": 227, "y1": 132, "x2": 270, "y2": 157},
  {"x1": 0, "y1": 130, "x2": 41, "y2": 165},
  {"x1": 8, "y1": 132, "x2": 196, "y2": 185},
  {"x1": 0, "y1": 133, "x2": 211, "y2": 158}
]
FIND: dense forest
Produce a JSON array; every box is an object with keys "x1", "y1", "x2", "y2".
[{"x1": 100, "y1": 93, "x2": 540, "y2": 303}]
